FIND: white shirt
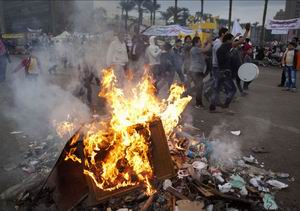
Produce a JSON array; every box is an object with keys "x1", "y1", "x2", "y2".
[
  {"x1": 212, "y1": 38, "x2": 222, "y2": 67},
  {"x1": 285, "y1": 50, "x2": 295, "y2": 66},
  {"x1": 106, "y1": 37, "x2": 129, "y2": 67}
]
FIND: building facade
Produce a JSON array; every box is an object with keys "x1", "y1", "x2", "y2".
[
  {"x1": 285, "y1": 0, "x2": 300, "y2": 19},
  {"x1": 0, "y1": 1, "x2": 76, "y2": 34}
]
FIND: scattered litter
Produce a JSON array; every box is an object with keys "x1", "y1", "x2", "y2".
[
  {"x1": 191, "y1": 161, "x2": 207, "y2": 170},
  {"x1": 177, "y1": 169, "x2": 189, "y2": 179},
  {"x1": 211, "y1": 168, "x2": 225, "y2": 183},
  {"x1": 249, "y1": 176, "x2": 269, "y2": 192},
  {"x1": 206, "y1": 204, "x2": 213, "y2": 211},
  {"x1": 266, "y1": 179, "x2": 288, "y2": 189},
  {"x1": 163, "y1": 179, "x2": 172, "y2": 190},
  {"x1": 251, "y1": 146, "x2": 269, "y2": 153},
  {"x1": 22, "y1": 165, "x2": 36, "y2": 174},
  {"x1": 263, "y1": 194, "x2": 278, "y2": 210},
  {"x1": 10, "y1": 131, "x2": 23, "y2": 135},
  {"x1": 230, "y1": 130, "x2": 241, "y2": 136},
  {"x1": 229, "y1": 174, "x2": 246, "y2": 189},
  {"x1": 275, "y1": 172, "x2": 289, "y2": 178},
  {"x1": 4, "y1": 122, "x2": 291, "y2": 211},
  {"x1": 218, "y1": 183, "x2": 232, "y2": 193}
]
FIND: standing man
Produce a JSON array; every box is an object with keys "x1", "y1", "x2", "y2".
[
  {"x1": 209, "y1": 28, "x2": 228, "y2": 111},
  {"x1": 187, "y1": 36, "x2": 212, "y2": 108},
  {"x1": 172, "y1": 39, "x2": 185, "y2": 83},
  {"x1": 145, "y1": 36, "x2": 161, "y2": 89},
  {"x1": 0, "y1": 36, "x2": 11, "y2": 82},
  {"x1": 106, "y1": 31, "x2": 129, "y2": 86},
  {"x1": 282, "y1": 42, "x2": 298, "y2": 92},
  {"x1": 209, "y1": 24, "x2": 251, "y2": 112}
]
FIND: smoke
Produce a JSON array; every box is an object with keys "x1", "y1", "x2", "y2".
[
  {"x1": 6, "y1": 72, "x2": 90, "y2": 138},
  {"x1": 208, "y1": 122, "x2": 242, "y2": 168}
]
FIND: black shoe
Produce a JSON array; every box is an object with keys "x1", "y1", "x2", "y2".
[{"x1": 278, "y1": 84, "x2": 284, "y2": 87}]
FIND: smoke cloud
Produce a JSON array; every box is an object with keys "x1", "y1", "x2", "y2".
[{"x1": 208, "y1": 122, "x2": 242, "y2": 167}]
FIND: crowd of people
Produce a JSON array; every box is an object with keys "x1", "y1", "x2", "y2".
[
  {"x1": 0, "y1": 24, "x2": 298, "y2": 111},
  {"x1": 104, "y1": 24, "x2": 254, "y2": 113}
]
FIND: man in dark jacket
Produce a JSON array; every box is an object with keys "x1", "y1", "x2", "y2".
[
  {"x1": 159, "y1": 43, "x2": 176, "y2": 91},
  {"x1": 172, "y1": 39, "x2": 185, "y2": 83}
]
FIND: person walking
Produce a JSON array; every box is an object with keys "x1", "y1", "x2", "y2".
[
  {"x1": 282, "y1": 42, "x2": 298, "y2": 92},
  {"x1": 231, "y1": 37, "x2": 246, "y2": 96},
  {"x1": 145, "y1": 36, "x2": 161, "y2": 89},
  {"x1": 159, "y1": 43, "x2": 176, "y2": 91},
  {"x1": 186, "y1": 36, "x2": 212, "y2": 108},
  {"x1": 172, "y1": 39, "x2": 185, "y2": 83},
  {"x1": 209, "y1": 24, "x2": 250, "y2": 112},
  {"x1": 106, "y1": 32, "x2": 129, "y2": 86}
]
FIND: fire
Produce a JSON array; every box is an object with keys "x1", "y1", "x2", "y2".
[
  {"x1": 60, "y1": 67, "x2": 191, "y2": 194},
  {"x1": 54, "y1": 120, "x2": 75, "y2": 138}
]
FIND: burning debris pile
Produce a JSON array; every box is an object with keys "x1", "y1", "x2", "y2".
[{"x1": 0, "y1": 68, "x2": 292, "y2": 211}]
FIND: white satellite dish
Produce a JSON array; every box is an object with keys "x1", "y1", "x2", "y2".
[{"x1": 238, "y1": 63, "x2": 259, "y2": 82}]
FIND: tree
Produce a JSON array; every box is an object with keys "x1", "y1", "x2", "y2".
[
  {"x1": 143, "y1": 0, "x2": 161, "y2": 25},
  {"x1": 134, "y1": 0, "x2": 145, "y2": 32},
  {"x1": 228, "y1": 0, "x2": 233, "y2": 30},
  {"x1": 160, "y1": 6, "x2": 190, "y2": 26},
  {"x1": 160, "y1": 11, "x2": 172, "y2": 25},
  {"x1": 119, "y1": 0, "x2": 136, "y2": 31},
  {"x1": 174, "y1": 0, "x2": 178, "y2": 24},
  {"x1": 260, "y1": 0, "x2": 269, "y2": 46},
  {"x1": 153, "y1": 0, "x2": 157, "y2": 24}
]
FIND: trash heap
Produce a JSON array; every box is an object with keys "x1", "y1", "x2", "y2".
[{"x1": 0, "y1": 124, "x2": 292, "y2": 211}]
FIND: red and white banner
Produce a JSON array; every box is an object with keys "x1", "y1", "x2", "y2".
[{"x1": 266, "y1": 18, "x2": 300, "y2": 30}]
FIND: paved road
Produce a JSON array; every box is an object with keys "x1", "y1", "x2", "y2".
[
  {"x1": 189, "y1": 66, "x2": 300, "y2": 210},
  {"x1": 0, "y1": 65, "x2": 299, "y2": 210}
]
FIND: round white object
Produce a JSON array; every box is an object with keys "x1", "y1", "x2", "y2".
[
  {"x1": 238, "y1": 63, "x2": 259, "y2": 82},
  {"x1": 192, "y1": 161, "x2": 207, "y2": 170}
]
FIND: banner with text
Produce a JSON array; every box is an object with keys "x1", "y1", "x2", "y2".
[{"x1": 266, "y1": 18, "x2": 300, "y2": 30}]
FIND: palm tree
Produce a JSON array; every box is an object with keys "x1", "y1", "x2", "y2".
[
  {"x1": 260, "y1": 0, "x2": 269, "y2": 46},
  {"x1": 153, "y1": 0, "x2": 157, "y2": 25},
  {"x1": 134, "y1": 0, "x2": 145, "y2": 32},
  {"x1": 174, "y1": 0, "x2": 178, "y2": 24},
  {"x1": 119, "y1": 0, "x2": 136, "y2": 31},
  {"x1": 228, "y1": 0, "x2": 233, "y2": 30},
  {"x1": 160, "y1": 6, "x2": 190, "y2": 26},
  {"x1": 160, "y1": 11, "x2": 172, "y2": 25},
  {"x1": 143, "y1": 0, "x2": 160, "y2": 25}
]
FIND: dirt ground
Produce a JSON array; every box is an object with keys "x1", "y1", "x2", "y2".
[{"x1": 0, "y1": 64, "x2": 299, "y2": 210}]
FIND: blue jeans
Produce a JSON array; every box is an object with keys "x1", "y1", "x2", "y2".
[
  {"x1": 285, "y1": 66, "x2": 297, "y2": 88},
  {"x1": 210, "y1": 67, "x2": 237, "y2": 108}
]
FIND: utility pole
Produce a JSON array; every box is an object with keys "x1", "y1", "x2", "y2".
[
  {"x1": 228, "y1": 0, "x2": 233, "y2": 31},
  {"x1": 260, "y1": 0, "x2": 269, "y2": 46}
]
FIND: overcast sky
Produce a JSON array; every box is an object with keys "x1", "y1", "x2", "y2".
[{"x1": 95, "y1": 0, "x2": 286, "y2": 24}]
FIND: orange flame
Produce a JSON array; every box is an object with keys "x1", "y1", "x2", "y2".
[{"x1": 59, "y1": 67, "x2": 191, "y2": 194}]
